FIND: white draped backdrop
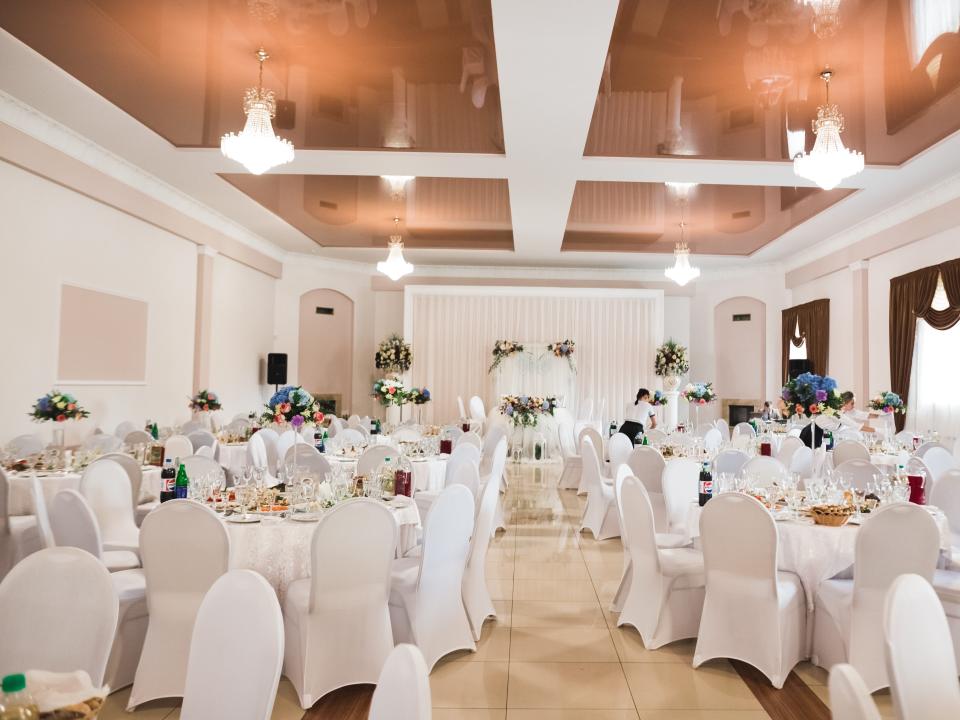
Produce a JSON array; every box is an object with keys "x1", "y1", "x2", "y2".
[{"x1": 403, "y1": 286, "x2": 663, "y2": 426}]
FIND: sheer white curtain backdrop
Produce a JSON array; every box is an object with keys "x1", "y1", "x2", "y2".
[{"x1": 404, "y1": 287, "x2": 663, "y2": 425}]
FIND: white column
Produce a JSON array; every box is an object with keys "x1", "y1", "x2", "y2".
[
  {"x1": 665, "y1": 391, "x2": 680, "y2": 430},
  {"x1": 850, "y1": 260, "x2": 870, "y2": 404},
  {"x1": 193, "y1": 245, "x2": 217, "y2": 393}
]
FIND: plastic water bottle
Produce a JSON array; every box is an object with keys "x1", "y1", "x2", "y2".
[{"x1": 0, "y1": 674, "x2": 39, "y2": 719}]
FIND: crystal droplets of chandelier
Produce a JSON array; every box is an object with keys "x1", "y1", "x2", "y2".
[
  {"x1": 793, "y1": 71, "x2": 863, "y2": 191},
  {"x1": 804, "y1": 0, "x2": 841, "y2": 38}
]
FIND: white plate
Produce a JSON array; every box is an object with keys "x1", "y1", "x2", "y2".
[
  {"x1": 225, "y1": 514, "x2": 260, "y2": 523},
  {"x1": 288, "y1": 512, "x2": 322, "y2": 522}
]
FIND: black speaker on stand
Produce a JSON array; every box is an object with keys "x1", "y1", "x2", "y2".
[
  {"x1": 788, "y1": 358, "x2": 815, "y2": 379},
  {"x1": 267, "y1": 353, "x2": 288, "y2": 392}
]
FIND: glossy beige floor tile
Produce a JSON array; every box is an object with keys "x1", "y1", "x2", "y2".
[
  {"x1": 513, "y1": 561, "x2": 590, "y2": 580},
  {"x1": 513, "y1": 578, "x2": 600, "y2": 603},
  {"x1": 609, "y1": 628, "x2": 696, "y2": 663},
  {"x1": 487, "y1": 574, "x2": 515, "y2": 601},
  {"x1": 638, "y1": 711, "x2": 771, "y2": 719},
  {"x1": 622, "y1": 661, "x2": 763, "y2": 711},
  {"x1": 510, "y1": 626, "x2": 619, "y2": 662},
  {"x1": 507, "y1": 662, "x2": 635, "y2": 709},
  {"x1": 506, "y1": 710, "x2": 640, "y2": 719},
  {"x1": 450, "y1": 625, "x2": 511, "y2": 662},
  {"x1": 511, "y1": 600, "x2": 608, "y2": 628},
  {"x1": 431, "y1": 661, "x2": 510, "y2": 708},
  {"x1": 433, "y1": 710, "x2": 507, "y2": 720},
  {"x1": 794, "y1": 661, "x2": 829, "y2": 686},
  {"x1": 100, "y1": 687, "x2": 178, "y2": 720}
]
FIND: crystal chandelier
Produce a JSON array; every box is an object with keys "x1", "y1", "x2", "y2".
[
  {"x1": 793, "y1": 69, "x2": 863, "y2": 191},
  {"x1": 377, "y1": 217, "x2": 414, "y2": 281},
  {"x1": 220, "y1": 48, "x2": 295, "y2": 175},
  {"x1": 664, "y1": 217, "x2": 700, "y2": 287},
  {"x1": 802, "y1": 0, "x2": 842, "y2": 38},
  {"x1": 381, "y1": 175, "x2": 414, "y2": 199}
]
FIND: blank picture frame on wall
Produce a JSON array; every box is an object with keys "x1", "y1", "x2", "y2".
[{"x1": 57, "y1": 284, "x2": 148, "y2": 384}]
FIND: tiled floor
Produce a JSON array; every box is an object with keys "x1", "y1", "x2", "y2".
[{"x1": 100, "y1": 462, "x2": 897, "y2": 719}]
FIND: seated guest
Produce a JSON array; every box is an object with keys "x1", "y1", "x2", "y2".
[
  {"x1": 839, "y1": 391, "x2": 877, "y2": 433},
  {"x1": 760, "y1": 401, "x2": 781, "y2": 421},
  {"x1": 619, "y1": 388, "x2": 657, "y2": 443}
]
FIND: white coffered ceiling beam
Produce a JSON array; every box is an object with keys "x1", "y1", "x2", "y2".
[{"x1": 491, "y1": 0, "x2": 619, "y2": 259}]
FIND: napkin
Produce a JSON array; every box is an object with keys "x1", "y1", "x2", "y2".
[{"x1": 26, "y1": 669, "x2": 107, "y2": 713}]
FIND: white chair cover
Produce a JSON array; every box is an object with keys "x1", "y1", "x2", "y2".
[
  {"x1": 357, "y1": 445, "x2": 395, "y2": 479},
  {"x1": 833, "y1": 440, "x2": 871, "y2": 466},
  {"x1": 714, "y1": 418, "x2": 731, "y2": 443},
  {"x1": 49, "y1": 490, "x2": 140, "y2": 572},
  {"x1": 616, "y1": 475, "x2": 704, "y2": 648},
  {"x1": 128, "y1": 501, "x2": 229, "y2": 708},
  {"x1": 389, "y1": 485, "x2": 476, "y2": 670},
  {"x1": 7, "y1": 434, "x2": 44, "y2": 457},
  {"x1": 921, "y1": 446, "x2": 958, "y2": 488},
  {"x1": 95, "y1": 453, "x2": 145, "y2": 512},
  {"x1": 450, "y1": 444, "x2": 482, "y2": 482},
  {"x1": 115, "y1": 421, "x2": 138, "y2": 439},
  {"x1": 0, "y1": 547, "x2": 117, "y2": 686},
  {"x1": 163, "y1": 435, "x2": 194, "y2": 464},
  {"x1": 463, "y1": 441, "x2": 504, "y2": 639},
  {"x1": 828, "y1": 664, "x2": 882, "y2": 720},
  {"x1": 694, "y1": 493, "x2": 805, "y2": 688},
  {"x1": 290, "y1": 451, "x2": 332, "y2": 480},
  {"x1": 123, "y1": 430, "x2": 154, "y2": 447},
  {"x1": 930, "y1": 468, "x2": 960, "y2": 547},
  {"x1": 195, "y1": 445, "x2": 214, "y2": 459},
  {"x1": 626, "y1": 446, "x2": 668, "y2": 533},
  {"x1": 884, "y1": 573, "x2": 960, "y2": 720},
  {"x1": 661, "y1": 458, "x2": 699, "y2": 538},
  {"x1": 733, "y1": 422, "x2": 756, "y2": 437},
  {"x1": 393, "y1": 426, "x2": 423, "y2": 442},
  {"x1": 30, "y1": 476, "x2": 54, "y2": 550},
  {"x1": 283, "y1": 443, "x2": 320, "y2": 465},
  {"x1": 644, "y1": 428, "x2": 667, "y2": 446},
  {"x1": 337, "y1": 428, "x2": 366, "y2": 447},
  {"x1": 468, "y1": 396, "x2": 486, "y2": 423},
  {"x1": 182, "y1": 570, "x2": 283, "y2": 720},
  {"x1": 1, "y1": 469, "x2": 38, "y2": 578},
  {"x1": 915, "y1": 441, "x2": 949, "y2": 458},
  {"x1": 578, "y1": 437, "x2": 620, "y2": 540},
  {"x1": 79, "y1": 459, "x2": 140, "y2": 554},
  {"x1": 180, "y1": 421, "x2": 203, "y2": 434},
  {"x1": 579, "y1": 427, "x2": 606, "y2": 494},
  {"x1": 739, "y1": 456, "x2": 788, "y2": 487},
  {"x1": 457, "y1": 431, "x2": 483, "y2": 449},
  {"x1": 608, "y1": 432, "x2": 633, "y2": 468},
  {"x1": 712, "y1": 449, "x2": 749, "y2": 477},
  {"x1": 702, "y1": 427, "x2": 722, "y2": 453},
  {"x1": 813, "y1": 502, "x2": 940, "y2": 692},
  {"x1": 557, "y1": 420, "x2": 582, "y2": 490},
  {"x1": 777, "y1": 436, "x2": 805, "y2": 467},
  {"x1": 368, "y1": 644, "x2": 431, "y2": 720},
  {"x1": 834, "y1": 460, "x2": 883, "y2": 491},
  {"x1": 275, "y1": 430, "x2": 306, "y2": 466},
  {"x1": 187, "y1": 430, "x2": 216, "y2": 451},
  {"x1": 181, "y1": 455, "x2": 222, "y2": 486},
  {"x1": 82, "y1": 434, "x2": 122, "y2": 453},
  {"x1": 788, "y1": 446, "x2": 814, "y2": 476}
]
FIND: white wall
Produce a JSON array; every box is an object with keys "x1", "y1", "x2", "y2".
[
  {"x1": 0, "y1": 160, "x2": 196, "y2": 442},
  {"x1": 208, "y1": 253, "x2": 275, "y2": 416}
]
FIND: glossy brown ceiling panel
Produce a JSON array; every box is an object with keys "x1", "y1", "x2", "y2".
[
  {"x1": 221, "y1": 174, "x2": 513, "y2": 249},
  {"x1": 586, "y1": 0, "x2": 960, "y2": 165},
  {"x1": 562, "y1": 181, "x2": 853, "y2": 254},
  {"x1": 0, "y1": 0, "x2": 504, "y2": 152}
]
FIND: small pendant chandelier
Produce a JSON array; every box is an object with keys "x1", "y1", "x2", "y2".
[
  {"x1": 664, "y1": 216, "x2": 700, "y2": 287},
  {"x1": 793, "y1": 69, "x2": 863, "y2": 191},
  {"x1": 220, "y1": 47, "x2": 295, "y2": 175},
  {"x1": 377, "y1": 217, "x2": 414, "y2": 281}
]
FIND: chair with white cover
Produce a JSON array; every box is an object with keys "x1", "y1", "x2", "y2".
[
  {"x1": 30, "y1": 476, "x2": 54, "y2": 550},
  {"x1": 733, "y1": 422, "x2": 756, "y2": 438},
  {"x1": 615, "y1": 475, "x2": 705, "y2": 648},
  {"x1": 289, "y1": 451, "x2": 332, "y2": 480},
  {"x1": 187, "y1": 429, "x2": 217, "y2": 452},
  {"x1": 833, "y1": 440, "x2": 871, "y2": 466},
  {"x1": 82, "y1": 434, "x2": 122, "y2": 453},
  {"x1": 122, "y1": 431, "x2": 153, "y2": 449},
  {"x1": 180, "y1": 421, "x2": 203, "y2": 434},
  {"x1": 884, "y1": 573, "x2": 960, "y2": 720},
  {"x1": 626, "y1": 446, "x2": 668, "y2": 533},
  {"x1": 0, "y1": 547, "x2": 118, "y2": 686},
  {"x1": 256, "y1": 426, "x2": 280, "y2": 453},
  {"x1": 389, "y1": 485, "x2": 476, "y2": 670},
  {"x1": 393, "y1": 426, "x2": 422, "y2": 443},
  {"x1": 694, "y1": 493, "x2": 806, "y2": 688},
  {"x1": 79, "y1": 459, "x2": 140, "y2": 554},
  {"x1": 578, "y1": 426, "x2": 607, "y2": 494},
  {"x1": 7, "y1": 434, "x2": 44, "y2": 457},
  {"x1": 347, "y1": 414, "x2": 362, "y2": 428},
  {"x1": 578, "y1": 437, "x2": 620, "y2": 541},
  {"x1": 702, "y1": 427, "x2": 723, "y2": 453},
  {"x1": 128, "y1": 501, "x2": 230, "y2": 709},
  {"x1": 0, "y1": 469, "x2": 40, "y2": 578},
  {"x1": 181, "y1": 570, "x2": 283, "y2": 720},
  {"x1": 283, "y1": 499, "x2": 397, "y2": 708},
  {"x1": 920, "y1": 446, "x2": 958, "y2": 488},
  {"x1": 558, "y1": 420, "x2": 582, "y2": 490},
  {"x1": 738, "y1": 456, "x2": 789, "y2": 487},
  {"x1": 777, "y1": 436, "x2": 805, "y2": 468},
  {"x1": 468, "y1": 395, "x2": 486, "y2": 427},
  {"x1": 49, "y1": 490, "x2": 140, "y2": 572},
  {"x1": 337, "y1": 428, "x2": 366, "y2": 447},
  {"x1": 463, "y1": 455, "x2": 502, "y2": 639},
  {"x1": 915, "y1": 441, "x2": 949, "y2": 458},
  {"x1": 457, "y1": 431, "x2": 482, "y2": 449},
  {"x1": 245, "y1": 433, "x2": 278, "y2": 482},
  {"x1": 181, "y1": 455, "x2": 222, "y2": 487},
  {"x1": 276, "y1": 430, "x2": 306, "y2": 467},
  {"x1": 930, "y1": 468, "x2": 960, "y2": 549},
  {"x1": 644, "y1": 428, "x2": 667, "y2": 446},
  {"x1": 608, "y1": 432, "x2": 633, "y2": 469},
  {"x1": 813, "y1": 502, "x2": 940, "y2": 691},
  {"x1": 661, "y1": 458, "x2": 699, "y2": 540},
  {"x1": 714, "y1": 418, "x2": 731, "y2": 443},
  {"x1": 115, "y1": 421, "x2": 138, "y2": 439},
  {"x1": 835, "y1": 460, "x2": 883, "y2": 491},
  {"x1": 357, "y1": 445, "x2": 395, "y2": 479},
  {"x1": 955, "y1": 436, "x2": 960, "y2": 461},
  {"x1": 95, "y1": 452, "x2": 145, "y2": 512},
  {"x1": 283, "y1": 443, "x2": 320, "y2": 466},
  {"x1": 368, "y1": 644, "x2": 431, "y2": 720},
  {"x1": 196, "y1": 445, "x2": 215, "y2": 459},
  {"x1": 788, "y1": 446, "x2": 814, "y2": 477},
  {"x1": 712, "y1": 449, "x2": 750, "y2": 477},
  {"x1": 163, "y1": 434, "x2": 193, "y2": 464},
  {"x1": 828, "y1": 664, "x2": 882, "y2": 720}
]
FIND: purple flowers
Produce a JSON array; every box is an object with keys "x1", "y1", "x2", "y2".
[
  {"x1": 815, "y1": 389, "x2": 828, "y2": 402},
  {"x1": 291, "y1": 414, "x2": 304, "y2": 428}
]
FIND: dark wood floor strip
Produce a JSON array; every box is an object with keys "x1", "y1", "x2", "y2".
[
  {"x1": 732, "y1": 661, "x2": 831, "y2": 720},
  {"x1": 302, "y1": 684, "x2": 374, "y2": 720}
]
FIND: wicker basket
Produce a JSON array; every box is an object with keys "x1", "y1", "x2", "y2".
[{"x1": 808, "y1": 504, "x2": 854, "y2": 527}]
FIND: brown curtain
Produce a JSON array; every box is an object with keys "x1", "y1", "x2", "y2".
[
  {"x1": 781, "y1": 299, "x2": 830, "y2": 383},
  {"x1": 889, "y1": 259, "x2": 960, "y2": 430}
]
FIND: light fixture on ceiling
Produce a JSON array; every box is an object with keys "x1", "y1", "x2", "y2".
[
  {"x1": 664, "y1": 216, "x2": 700, "y2": 287},
  {"x1": 381, "y1": 175, "x2": 415, "y2": 199},
  {"x1": 665, "y1": 181, "x2": 697, "y2": 199},
  {"x1": 377, "y1": 217, "x2": 414, "y2": 282},
  {"x1": 793, "y1": 69, "x2": 863, "y2": 191},
  {"x1": 802, "y1": 0, "x2": 842, "y2": 39},
  {"x1": 220, "y1": 47, "x2": 295, "y2": 175}
]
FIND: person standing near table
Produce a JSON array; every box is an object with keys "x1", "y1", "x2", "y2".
[
  {"x1": 619, "y1": 388, "x2": 657, "y2": 443},
  {"x1": 839, "y1": 391, "x2": 877, "y2": 433}
]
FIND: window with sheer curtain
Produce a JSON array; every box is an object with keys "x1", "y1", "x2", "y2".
[
  {"x1": 908, "y1": 279, "x2": 960, "y2": 438},
  {"x1": 905, "y1": 0, "x2": 960, "y2": 65}
]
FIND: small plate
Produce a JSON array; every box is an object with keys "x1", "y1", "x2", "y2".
[
  {"x1": 288, "y1": 512, "x2": 322, "y2": 522},
  {"x1": 225, "y1": 514, "x2": 260, "y2": 523}
]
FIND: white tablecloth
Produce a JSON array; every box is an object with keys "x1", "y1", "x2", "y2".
[
  {"x1": 327, "y1": 455, "x2": 447, "y2": 492},
  {"x1": 7, "y1": 467, "x2": 162, "y2": 516},
  {"x1": 224, "y1": 498, "x2": 420, "y2": 600}
]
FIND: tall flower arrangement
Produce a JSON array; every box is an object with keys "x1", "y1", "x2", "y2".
[
  {"x1": 780, "y1": 373, "x2": 842, "y2": 418},
  {"x1": 547, "y1": 339, "x2": 576, "y2": 372},
  {"x1": 30, "y1": 391, "x2": 89, "y2": 423},
  {"x1": 373, "y1": 377, "x2": 410, "y2": 407},
  {"x1": 680, "y1": 383, "x2": 716, "y2": 405},
  {"x1": 650, "y1": 390, "x2": 668, "y2": 407},
  {"x1": 409, "y1": 387, "x2": 432, "y2": 405},
  {"x1": 498, "y1": 395, "x2": 556, "y2": 427},
  {"x1": 188, "y1": 389, "x2": 222, "y2": 412},
  {"x1": 488, "y1": 340, "x2": 524, "y2": 373},
  {"x1": 261, "y1": 386, "x2": 324, "y2": 427},
  {"x1": 375, "y1": 334, "x2": 413, "y2": 374},
  {"x1": 654, "y1": 339, "x2": 690, "y2": 378},
  {"x1": 869, "y1": 391, "x2": 905, "y2": 414}
]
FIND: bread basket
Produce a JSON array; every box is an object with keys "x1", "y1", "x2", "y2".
[{"x1": 808, "y1": 504, "x2": 854, "y2": 527}]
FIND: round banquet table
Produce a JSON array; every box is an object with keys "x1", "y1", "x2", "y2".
[
  {"x1": 326, "y1": 454, "x2": 447, "y2": 493},
  {"x1": 685, "y1": 502, "x2": 952, "y2": 610},
  {"x1": 224, "y1": 497, "x2": 420, "y2": 600},
  {"x1": 6, "y1": 467, "x2": 162, "y2": 516}
]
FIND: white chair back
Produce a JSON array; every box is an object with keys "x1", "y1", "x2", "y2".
[
  {"x1": 626, "y1": 446, "x2": 666, "y2": 494},
  {"x1": 368, "y1": 645, "x2": 431, "y2": 720},
  {"x1": 915, "y1": 441, "x2": 948, "y2": 458},
  {"x1": 661, "y1": 458, "x2": 699, "y2": 536},
  {"x1": 246, "y1": 432, "x2": 271, "y2": 470},
  {"x1": 835, "y1": 459, "x2": 883, "y2": 491},
  {"x1": 714, "y1": 418, "x2": 731, "y2": 442},
  {"x1": 115, "y1": 421, "x2": 138, "y2": 439},
  {"x1": 581, "y1": 427, "x2": 605, "y2": 464},
  {"x1": 78, "y1": 459, "x2": 139, "y2": 550},
  {"x1": 49, "y1": 489, "x2": 104, "y2": 558},
  {"x1": 468, "y1": 396, "x2": 486, "y2": 422},
  {"x1": 196, "y1": 445, "x2": 214, "y2": 459},
  {"x1": 82, "y1": 434, "x2": 122, "y2": 453},
  {"x1": 419, "y1": 485, "x2": 475, "y2": 590},
  {"x1": 392, "y1": 426, "x2": 422, "y2": 442},
  {"x1": 123, "y1": 430, "x2": 153, "y2": 446},
  {"x1": 290, "y1": 451, "x2": 332, "y2": 480},
  {"x1": 884, "y1": 573, "x2": 960, "y2": 720},
  {"x1": 733, "y1": 422, "x2": 756, "y2": 437},
  {"x1": 920, "y1": 446, "x2": 958, "y2": 487},
  {"x1": 0, "y1": 547, "x2": 117, "y2": 685},
  {"x1": 283, "y1": 443, "x2": 320, "y2": 465},
  {"x1": 929, "y1": 468, "x2": 960, "y2": 540},
  {"x1": 181, "y1": 455, "x2": 222, "y2": 486},
  {"x1": 558, "y1": 421, "x2": 577, "y2": 459},
  {"x1": 608, "y1": 432, "x2": 633, "y2": 468},
  {"x1": 468, "y1": 456, "x2": 500, "y2": 572},
  {"x1": 163, "y1": 434, "x2": 193, "y2": 463},
  {"x1": 739, "y1": 456, "x2": 788, "y2": 487},
  {"x1": 181, "y1": 570, "x2": 283, "y2": 720},
  {"x1": 833, "y1": 440, "x2": 871, "y2": 466},
  {"x1": 275, "y1": 430, "x2": 305, "y2": 465},
  {"x1": 256, "y1": 427, "x2": 279, "y2": 449},
  {"x1": 129, "y1": 501, "x2": 230, "y2": 706},
  {"x1": 712, "y1": 450, "x2": 749, "y2": 477},
  {"x1": 788, "y1": 446, "x2": 813, "y2": 476},
  {"x1": 7, "y1": 434, "x2": 44, "y2": 457},
  {"x1": 453, "y1": 442, "x2": 482, "y2": 473},
  {"x1": 703, "y1": 427, "x2": 722, "y2": 453},
  {"x1": 777, "y1": 436, "x2": 805, "y2": 466},
  {"x1": 180, "y1": 421, "x2": 203, "y2": 434},
  {"x1": 96, "y1": 452, "x2": 144, "y2": 512},
  {"x1": 644, "y1": 428, "x2": 667, "y2": 446},
  {"x1": 337, "y1": 428, "x2": 366, "y2": 447},
  {"x1": 187, "y1": 430, "x2": 216, "y2": 451},
  {"x1": 457, "y1": 431, "x2": 482, "y2": 449},
  {"x1": 829, "y1": 664, "x2": 882, "y2": 720},
  {"x1": 448, "y1": 460, "x2": 480, "y2": 498},
  {"x1": 357, "y1": 445, "x2": 394, "y2": 478},
  {"x1": 31, "y1": 476, "x2": 54, "y2": 549}
]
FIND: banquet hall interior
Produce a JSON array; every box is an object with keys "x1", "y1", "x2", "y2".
[{"x1": 3, "y1": 0, "x2": 960, "y2": 719}]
